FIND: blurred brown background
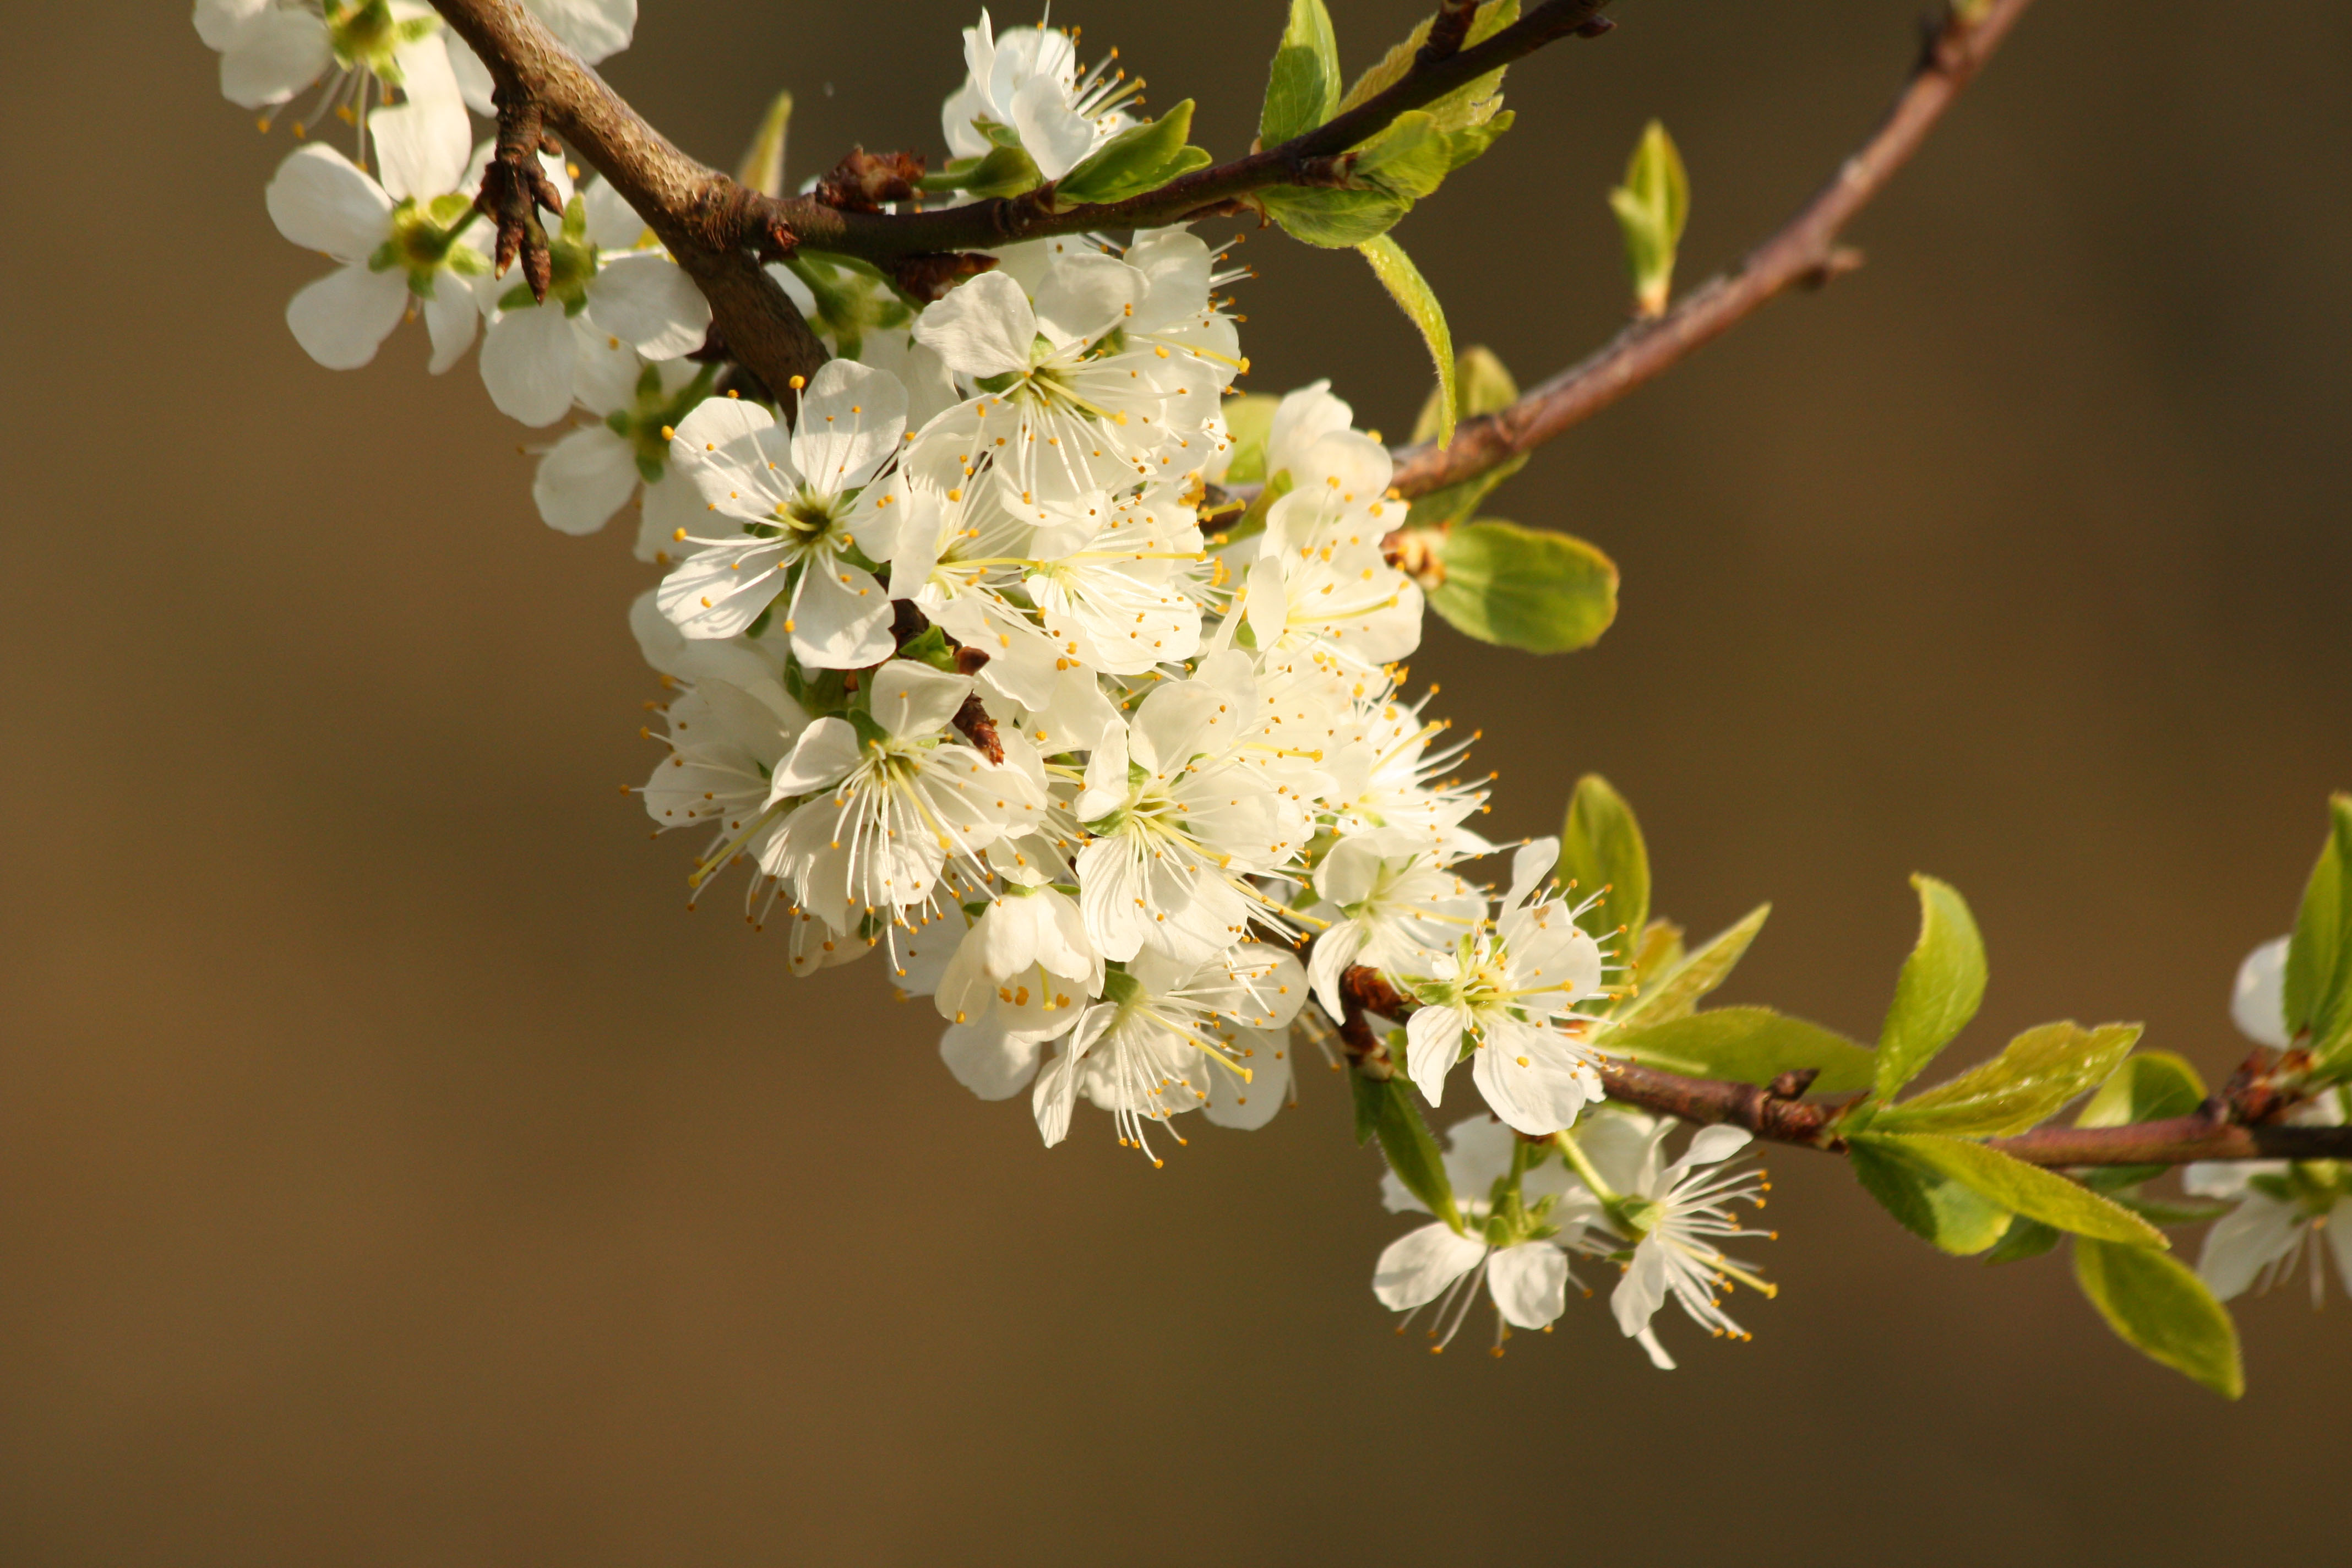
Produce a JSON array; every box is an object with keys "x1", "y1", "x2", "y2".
[{"x1": 3, "y1": 1, "x2": 2348, "y2": 1562}]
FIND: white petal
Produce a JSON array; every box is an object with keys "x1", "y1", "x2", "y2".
[
  {"x1": 2196, "y1": 1196, "x2": 2301, "y2": 1301},
  {"x1": 1202, "y1": 1027, "x2": 1289, "y2": 1131},
  {"x1": 768, "y1": 718, "x2": 861, "y2": 798},
  {"x1": 790, "y1": 360, "x2": 908, "y2": 493},
  {"x1": 656, "y1": 541, "x2": 787, "y2": 641},
  {"x1": 1634, "y1": 1326, "x2": 1678, "y2": 1371},
  {"x1": 1372, "y1": 1224, "x2": 1488, "y2": 1312},
  {"x1": 369, "y1": 94, "x2": 470, "y2": 204},
  {"x1": 787, "y1": 558, "x2": 896, "y2": 671},
  {"x1": 444, "y1": 32, "x2": 497, "y2": 117},
  {"x1": 1613, "y1": 1239, "x2": 1672, "y2": 1337},
  {"x1": 1675, "y1": 1124, "x2": 1755, "y2": 1171},
  {"x1": 1507, "y1": 836, "x2": 1561, "y2": 908},
  {"x1": 284, "y1": 264, "x2": 409, "y2": 370},
  {"x1": 1031, "y1": 1042, "x2": 1082, "y2": 1147},
  {"x1": 2231, "y1": 935, "x2": 2294, "y2": 1050},
  {"x1": 1009, "y1": 72, "x2": 1097, "y2": 181},
  {"x1": 219, "y1": 9, "x2": 331, "y2": 108},
  {"x1": 265, "y1": 143, "x2": 391, "y2": 260},
  {"x1": 940, "y1": 1017, "x2": 1046, "y2": 1101},
  {"x1": 1031, "y1": 251, "x2": 1136, "y2": 346},
  {"x1": 532, "y1": 426, "x2": 640, "y2": 535},
  {"x1": 531, "y1": 0, "x2": 638, "y2": 61},
  {"x1": 479, "y1": 305, "x2": 578, "y2": 426},
  {"x1": 195, "y1": 0, "x2": 269, "y2": 52},
  {"x1": 566, "y1": 318, "x2": 642, "y2": 415},
  {"x1": 669, "y1": 395, "x2": 795, "y2": 520},
  {"x1": 589, "y1": 252, "x2": 710, "y2": 360},
  {"x1": 1471, "y1": 1023, "x2": 1592, "y2": 1137},
  {"x1": 421, "y1": 277, "x2": 481, "y2": 373},
  {"x1": 1487, "y1": 1243, "x2": 1571, "y2": 1330},
  {"x1": 1404, "y1": 1006, "x2": 1463, "y2": 1109},
  {"x1": 912, "y1": 270, "x2": 1035, "y2": 380},
  {"x1": 581, "y1": 177, "x2": 652, "y2": 251},
  {"x1": 1266, "y1": 381, "x2": 1353, "y2": 478},
  {"x1": 869, "y1": 661, "x2": 974, "y2": 739}
]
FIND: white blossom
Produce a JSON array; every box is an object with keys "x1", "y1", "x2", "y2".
[{"x1": 941, "y1": 10, "x2": 1141, "y2": 181}]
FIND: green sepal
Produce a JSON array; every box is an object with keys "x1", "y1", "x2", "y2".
[
  {"x1": 1352, "y1": 1070, "x2": 1463, "y2": 1233},
  {"x1": 1607, "y1": 1006, "x2": 1876, "y2": 1095},
  {"x1": 1850, "y1": 1133, "x2": 2166, "y2": 1248},
  {"x1": 1056, "y1": 100, "x2": 1213, "y2": 208},
  {"x1": 2072, "y1": 1237, "x2": 2244, "y2": 1398},
  {"x1": 896, "y1": 626, "x2": 960, "y2": 674},
  {"x1": 1610, "y1": 904, "x2": 1770, "y2": 1030},
  {"x1": 2284, "y1": 794, "x2": 2352, "y2": 1061},
  {"x1": 1354, "y1": 233, "x2": 1455, "y2": 446},
  {"x1": 1609, "y1": 119, "x2": 1690, "y2": 318},
  {"x1": 936, "y1": 143, "x2": 1044, "y2": 199},
  {"x1": 1260, "y1": 0, "x2": 1342, "y2": 147},
  {"x1": 1872, "y1": 1022, "x2": 2143, "y2": 1138},
  {"x1": 1425, "y1": 520, "x2": 1618, "y2": 654},
  {"x1": 1558, "y1": 774, "x2": 1649, "y2": 954},
  {"x1": 845, "y1": 708, "x2": 893, "y2": 748},
  {"x1": 1875, "y1": 875, "x2": 1988, "y2": 1100}
]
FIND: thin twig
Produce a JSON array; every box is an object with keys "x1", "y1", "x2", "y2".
[
  {"x1": 1333, "y1": 963, "x2": 2352, "y2": 1166},
  {"x1": 1390, "y1": 0, "x2": 2038, "y2": 497}
]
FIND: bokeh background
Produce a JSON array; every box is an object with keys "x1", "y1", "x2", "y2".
[{"x1": 3, "y1": 1, "x2": 2348, "y2": 1562}]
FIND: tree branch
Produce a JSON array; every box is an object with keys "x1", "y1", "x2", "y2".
[
  {"x1": 1332, "y1": 963, "x2": 2352, "y2": 1166},
  {"x1": 1390, "y1": 0, "x2": 2037, "y2": 498},
  {"x1": 427, "y1": 0, "x2": 828, "y2": 391}
]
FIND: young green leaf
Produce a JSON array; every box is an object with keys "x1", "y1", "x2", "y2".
[
  {"x1": 1872, "y1": 1022, "x2": 2142, "y2": 1137},
  {"x1": 735, "y1": 90, "x2": 793, "y2": 197},
  {"x1": 2072, "y1": 1237, "x2": 2244, "y2": 1398},
  {"x1": 1351, "y1": 110, "x2": 1455, "y2": 203},
  {"x1": 1215, "y1": 394, "x2": 1283, "y2": 487},
  {"x1": 1413, "y1": 345, "x2": 1518, "y2": 447},
  {"x1": 1054, "y1": 100, "x2": 1213, "y2": 208},
  {"x1": 2283, "y1": 793, "x2": 2352, "y2": 1058},
  {"x1": 1261, "y1": 0, "x2": 1342, "y2": 146},
  {"x1": 1401, "y1": 454, "x2": 1523, "y2": 532},
  {"x1": 1260, "y1": 186, "x2": 1412, "y2": 249},
  {"x1": 1339, "y1": 1, "x2": 1520, "y2": 115},
  {"x1": 1849, "y1": 1137, "x2": 2016, "y2": 1256},
  {"x1": 2075, "y1": 1050, "x2": 2208, "y2": 1128},
  {"x1": 1627, "y1": 919, "x2": 1686, "y2": 1002},
  {"x1": 1355, "y1": 234, "x2": 1456, "y2": 446},
  {"x1": 1609, "y1": 1006, "x2": 1876, "y2": 1095},
  {"x1": 1608, "y1": 119, "x2": 1690, "y2": 318},
  {"x1": 1875, "y1": 875, "x2": 1988, "y2": 1100},
  {"x1": 1353, "y1": 1071, "x2": 1463, "y2": 1232},
  {"x1": 1611, "y1": 904, "x2": 1770, "y2": 1029},
  {"x1": 1558, "y1": 773, "x2": 1649, "y2": 952},
  {"x1": 1854, "y1": 1133, "x2": 2165, "y2": 1247},
  {"x1": 1425, "y1": 520, "x2": 1619, "y2": 652}
]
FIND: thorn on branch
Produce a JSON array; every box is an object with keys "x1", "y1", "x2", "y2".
[
  {"x1": 813, "y1": 147, "x2": 927, "y2": 214},
  {"x1": 1803, "y1": 246, "x2": 1868, "y2": 288},
  {"x1": 477, "y1": 88, "x2": 564, "y2": 302},
  {"x1": 890, "y1": 251, "x2": 998, "y2": 303}
]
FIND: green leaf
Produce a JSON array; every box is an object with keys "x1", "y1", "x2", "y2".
[
  {"x1": 1983, "y1": 1216, "x2": 2062, "y2": 1265},
  {"x1": 735, "y1": 90, "x2": 793, "y2": 198},
  {"x1": 1055, "y1": 99, "x2": 1212, "y2": 207},
  {"x1": 1216, "y1": 394, "x2": 1282, "y2": 488},
  {"x1": 1401, "y1": 455, "x2": 1523, "y2": 532},
  {"x1": 1261, "y1": 0, "x2": 1342, "y2": 146},
  {"x1": 1351, "y1": 110, "x2": 1454, "y2": 203},
  {"x1": 1625, "y1": 919, "x2": 1686, "y2": 1006},
  {"x1": 1339, "y1": 1, "x2": 1517, "y2": 113},
  {"x1": 2109, "y1": 1193, "x2": 2232, "y2": 1226},
  {"x1": 2283, "y1": 794, "x2": 2352, "y2": 1057},
  {"x1": 1609, "y1": 1007, "x2": 1876, "y2": 1095},
  {"x1": 1849, "y1": 1136, "x2": 2016, "y2": 1256},
  {"x1": 1853, "y1": 1133, "x2": 2166, "y2": 1247},
  {"x1": 1875, "y1": 875, "x2": 1988, "y2": 1101},
  {"x1": 1558, "y1": 774, "x2": 1649, "y2": 954},
  {"x1": 1336, "y1": 1, "x2": 1520, "y2": 176},
  {"x1": 1355, "y1": 233, "x2": 1456, "y2": 447},
  {"x1": 1352, "y1": 1071, "x2": 1462, "y2": 1232},
  {"x1": 1608, "y1": 119, "x2": 1689, "y2": 318},
  {"x1": 1874, "y1": 1022, "x2": 2143, "y2": 1137},
  {"x1": 2076, "y1": 1050, "x2": 2208, "y2": 1128},
  {"x1": 1611, "y1": 904, "x2": 1770, "y2": 1030},
  {"x1": 1413, "y1": 345, "x2": 1517, "y2": 445},
  {"x1": 1260, "y1": 187, "x2": 1412, "y2": 249},
  {"x1": 1425, "y1": 520, "x2": 1618, "y2": 653},
  {"x1": 2072, "y1": 1237, "x2": 2244, "y2": 1398}
]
